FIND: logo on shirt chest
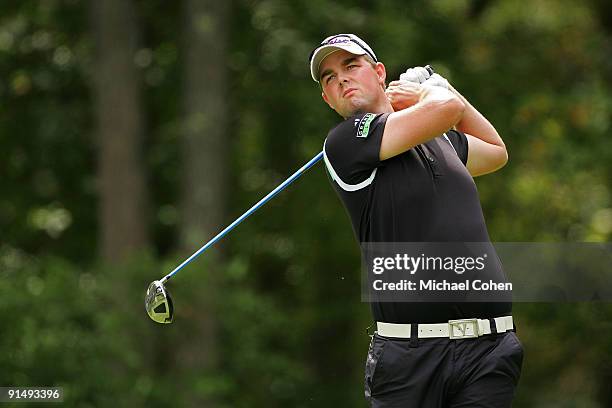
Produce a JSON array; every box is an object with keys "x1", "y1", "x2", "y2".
[{"x1": 355, "y1": 113, "x2": 376, "y2": 138}]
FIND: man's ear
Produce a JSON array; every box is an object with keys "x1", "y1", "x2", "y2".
[
  {"x1": 375, "y1": 62, "x2": 387, "y2": 87},
  {"x1": 322, "y1": 91, "x2": 332, "y2": 109}
]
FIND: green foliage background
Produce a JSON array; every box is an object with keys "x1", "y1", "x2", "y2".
[{"x1": 1, "y1": 0, "x2": 611, "y2": 406}]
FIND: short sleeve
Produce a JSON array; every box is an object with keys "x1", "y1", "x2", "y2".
[
  {"x1": 445, "y1": 129, "x2": 469, "y2": 166},
  {"x1": 323, "y1": 112, "x2": 389, "y2": 187}
]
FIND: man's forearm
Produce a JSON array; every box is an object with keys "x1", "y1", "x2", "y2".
[
  {"x1": 381, "y1": 83, "x2": 465, "y2": 161},
  {"x1": 449, "y1": 85, "x2": 505, "y2": 148}
]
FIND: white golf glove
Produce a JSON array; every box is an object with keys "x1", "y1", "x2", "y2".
[
  {"x1": 399, "y1": 66, "x2": 431, "y2": 84},
  {"x1": 422, "y1": 73, "x2": 450, "y2": 90}
]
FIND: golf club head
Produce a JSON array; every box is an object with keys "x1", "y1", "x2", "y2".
[{"x1": 145, "y1": 280, "x2": 174, "y2": 324}]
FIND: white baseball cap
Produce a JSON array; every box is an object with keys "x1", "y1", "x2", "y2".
[{"x1": 309, "y1": 34, "x2": 378, "y2": 83}]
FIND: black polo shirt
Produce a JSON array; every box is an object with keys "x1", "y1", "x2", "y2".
[{"x1": 323, "y1": 112, "x2": 511, "y2": 323}]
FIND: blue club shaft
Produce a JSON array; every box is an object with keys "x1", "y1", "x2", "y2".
[{"x1": 161, "y1": 151, "x2": 324, "y2": 283}]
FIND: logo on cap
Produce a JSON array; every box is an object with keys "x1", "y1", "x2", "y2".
[{"x1": 327, "y1": 36, "x2": 352, "y2": 45}]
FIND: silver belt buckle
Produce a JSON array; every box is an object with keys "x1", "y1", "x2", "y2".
[{"x1": 449, "y1": 319, "x2": 480, "y2": 339}]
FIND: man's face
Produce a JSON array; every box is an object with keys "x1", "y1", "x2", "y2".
[{"x1": 319, "y1": 50, "x2": 386, "y2": 118}]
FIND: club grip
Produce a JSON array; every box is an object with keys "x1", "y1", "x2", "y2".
[{"x1": 424, "y1": 65, "x2": 434, "y2": 76}]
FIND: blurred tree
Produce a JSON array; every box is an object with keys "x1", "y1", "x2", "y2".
[
  {"x1": 174, "y1": 0, "x2": 232, "y2": 405},
  {"x1": 90, "y1": 0, "x2": 149, "y2": 262},
  {"x1": 179, "y1": 0, "x2": 230, "y2": 250}
]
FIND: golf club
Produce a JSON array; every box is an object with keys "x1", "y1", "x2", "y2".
[
  {"x1": 145, "y1": 65, "x2": 435, "y2": 324},
  {"x1": 146, "y1": 151, "x2": 324, "y2": 323}
]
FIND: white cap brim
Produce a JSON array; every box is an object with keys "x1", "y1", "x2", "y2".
[{"x1": 310, "y1": 42, "x2": 368, "y2": 82}]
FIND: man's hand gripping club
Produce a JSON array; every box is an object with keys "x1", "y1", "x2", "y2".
[{"x1": 386, "y1": 65, "x2": 451, "y2": 111}]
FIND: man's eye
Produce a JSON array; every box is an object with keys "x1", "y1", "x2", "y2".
[
  {"x1": 347, "y1": 65, "x2": 357, "y2": 69},
  {"x1": 326, "y1": 74, "x2": 336, "y2": 84}
]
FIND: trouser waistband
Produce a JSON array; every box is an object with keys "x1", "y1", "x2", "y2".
[{"x1": 376, "y1": 316, "x2": 514, "y2": 339}]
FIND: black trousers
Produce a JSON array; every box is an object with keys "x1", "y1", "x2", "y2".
[{"x1": 364, "y1": 331, "x2": 524, "y2": 407}]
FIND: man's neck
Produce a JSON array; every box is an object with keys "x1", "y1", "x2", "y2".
[{"x1": 343, "y1": 99, "x2": 394, "y2": 119}]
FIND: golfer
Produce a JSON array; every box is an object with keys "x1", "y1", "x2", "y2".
[{"x1": 309, "y1": 34, "x2": 523, "y2": 407}]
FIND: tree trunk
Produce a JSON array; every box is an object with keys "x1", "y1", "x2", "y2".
[
  {"x1": 177, "y1": 0, "x2": 230, "y2": 404},
  {"x1": 91, "y1": 0, "x2": 149, "y2": 263},
  {"x1": 180, "y1": 0, "x2": 230, "y2": 249}
]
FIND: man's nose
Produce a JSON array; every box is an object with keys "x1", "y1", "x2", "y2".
[{"x1": 338, "y1": 74, "x2": 350, "y2": 87}]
